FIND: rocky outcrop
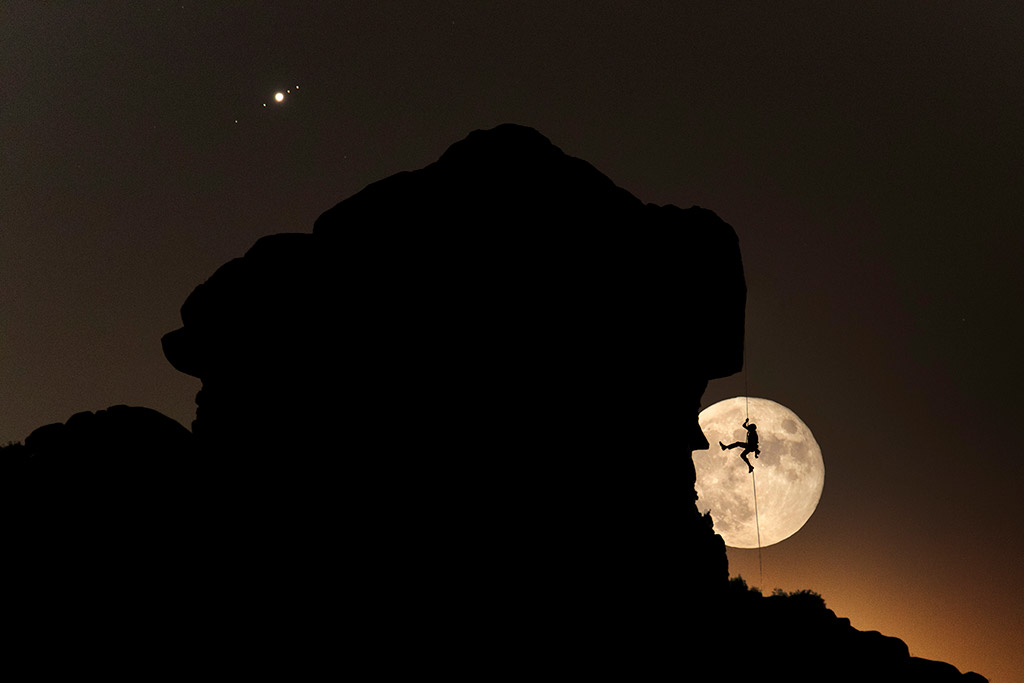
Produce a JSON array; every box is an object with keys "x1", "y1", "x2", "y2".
[
  {"x1": 5, "y1": 404, "x2": 194, "y2": 507},
  {"x1": 4, "y1": 124, "x2": 983, "y2": 679},
  {"x1": 163, "y1": 124, "x2": 745, "y2": 463},
  {"x1": 3, "y1": 405, "x2": 198, "y2": 671},
  {"x1": 17, "y1": 404, "x2": 192, "y2": 465},
  {"x1": 714, "y1": 580, "x2": 988, "y2": 681},
  {"x1": 160, "y1": 123, "x2": 743, "y2": 671}
]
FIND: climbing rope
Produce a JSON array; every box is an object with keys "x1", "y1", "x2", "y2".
[
  {"x1": 744, "y1": 334, "x2": 751, "y2": 421},
  {"x1": 745, "y1": 329, "x2": 761, "y2": 589},
  {"x1": 752, "y1": 468, "x2": 764, "y2": 590}
]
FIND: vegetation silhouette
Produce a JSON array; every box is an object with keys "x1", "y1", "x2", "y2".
[{"x1": 710, "y1": 578, "x2": 988, "y2": 681}]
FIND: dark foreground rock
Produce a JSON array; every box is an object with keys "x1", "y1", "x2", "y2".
[
  {"x1": 159, "y1": 123, "x2": 746, "y2": 674},
  {"x1": 4, "y1": 124, "x2": 983, "y2": 679},
  {"x1": 18, "y1": 404, "x2": 192, "y2": 464},
  {"x1": 712, "y1": 580, "x2": 988, "y2": 682}
]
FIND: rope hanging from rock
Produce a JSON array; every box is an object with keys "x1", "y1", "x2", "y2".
[
  {"x1": 753, "y1": 468, "x2": 764, "y2": 590},
  {"x1": 745, "y1": 331, "x2": 763, "y2": 587}
]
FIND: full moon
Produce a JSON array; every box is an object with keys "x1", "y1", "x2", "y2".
[{"x1": 694, "y1": 397, "x2": 824, "y2": 548}]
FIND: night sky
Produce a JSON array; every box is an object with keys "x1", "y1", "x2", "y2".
[{"x1": 3, "y1": 3, "x2": 1022, "y2": 679}]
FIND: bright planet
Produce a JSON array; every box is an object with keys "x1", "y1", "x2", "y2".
[
  {"x1": 695, "y1": 397, "x2": 824, "y2": 548},
  {"x1": 274, "y1": 92, "x2": 285, "y2": 102}
]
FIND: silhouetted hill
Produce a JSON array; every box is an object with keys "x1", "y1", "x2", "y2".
[
  {"x1": 4, "y1": 404, "x2": 193, "y2": 502},
  {"x1": 16, "y1": 404, "x2": 191, "y2": 463},
  {"x1": 711, "y1": 579, "x2": 988, "y2": 682},
  {"x1": 6, "y1": 124, "x2": 984, "y2": 679},
  {"x1": 3, "y1": 406, "x2": 200, "y2": 672}
]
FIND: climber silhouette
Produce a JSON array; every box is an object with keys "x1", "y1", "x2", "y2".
[{"x1": 720, "y1": 418, "x2": 760, "y2": 473}]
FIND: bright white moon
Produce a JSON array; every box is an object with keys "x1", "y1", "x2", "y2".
[
  {"x1": 274, "y1": 92, "x2": 285, "y2": 102},
  {"x1": 695, "y1": 397, "x2": 824, "y2": 548}
]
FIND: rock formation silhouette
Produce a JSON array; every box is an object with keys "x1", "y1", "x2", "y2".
[
  {"x1": 5, "y1": 404, "x2": 193, "y2": 520},
  {"x1": 4, "y1": 124, "x2": 985, "y2": 680},
  {"x1": 719, "y1": 579, "x2": 988, "y2": 681},
  {"x1": 158, "y1": 122, "x2": 744, "y2": 674}
]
